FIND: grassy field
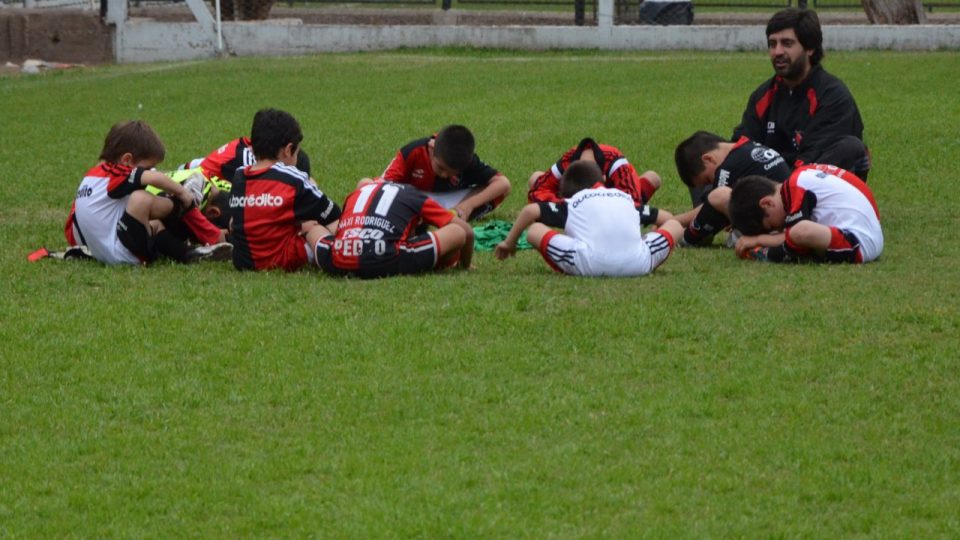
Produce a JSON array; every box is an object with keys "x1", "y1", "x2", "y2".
[{"x1": 1, "y1": 49, "x2": 959, "y2": 537}]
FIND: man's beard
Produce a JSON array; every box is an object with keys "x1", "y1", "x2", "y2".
[{"x1": 773, "y1": 54, "x2": 808, "y2": 82}]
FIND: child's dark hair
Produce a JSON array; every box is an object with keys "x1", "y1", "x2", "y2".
[
  {"x1": 205, "y1": 189, "x2": 231, "y2": 229},
  {"x1": 560, "y1": 161, "x2": 604, "y2": 198},
  {"x1": 250, "y1": 108, "x2": 303, "y2": 161},
  {"x1": 674, "y1": 131, "x2": 724, "y2": 188},
  {"x1": 767, "y1": 8, "x2": 824, "y2": 66},
  {"x1": 433, "y1": 125, "x2": 475, "y2": 173},
  {"x1": 99, "y1": 120, "x2": 166, "y2": 164},
  {"x1": 729, "y1": 175, "x2": 780, "y2": 236}
]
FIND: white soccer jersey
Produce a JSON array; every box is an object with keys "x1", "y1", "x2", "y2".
[
  {"x1": 537, "y1": 186, "x2": 672, "y2": 276},
  {"x1": 784, "y1": 165, "x2": 883, "y2": 262},
  {"x1": 68, "y1": 162, "x2": 146, "y2": 265}
]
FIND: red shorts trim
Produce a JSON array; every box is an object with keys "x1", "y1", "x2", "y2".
[
  {"x1": 826, "y1": 227, "x2": 864, "y2": 264},
  {"x1": 537, "y1": 229, "x2": 565, "y2": 274}
]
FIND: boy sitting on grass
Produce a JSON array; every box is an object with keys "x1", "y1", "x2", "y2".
[
  {"x1": 65, "y1": 120, "x2": 231, "y2": 265},
  {"x1": 527, "y1": 136, "x2": 669, "y2": 227},
  {"x1": 673, "y1": 131, "x2": 792, "y2": 247},
  {"x1": 496, "y1": 161, "x2": 684, "y2": 278},
  {"x1": 227, "y1": 108, "x2": 341, "y2": 272},
  {"x1": 373, "y1": 124, "x2": 511, "y2": 221},
  {"x1": 728, "y1": 164, "x2": 882, "y2": 263},
  {"x1": 313, "y1": 179, "x2": 474, "y2": 279}
]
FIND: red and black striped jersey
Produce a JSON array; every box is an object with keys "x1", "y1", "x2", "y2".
[
  {"x1": 528, "y1": 138, "x2": 649, "y2": 207},
  {"x1": 380, "y1": 136, "x2": 498, "y2": 193},
  {"x1": 200, "y1": 137, "x2": 255, "y2": 182},
  {"x1": 228, "y1": 162, "x2": 341, "y2": 271},
  {"x1": 328, "y1": 182, "x2": 454, "y2": 271}
]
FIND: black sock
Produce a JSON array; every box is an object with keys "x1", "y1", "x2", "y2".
[
  {"x1": 684, "y1": 201, "x2": 728, "y2": 245},
  {"x1": 155, "y1": 229, "x2": 192, "y2": 263}
]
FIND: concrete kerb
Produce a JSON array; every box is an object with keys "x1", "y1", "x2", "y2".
[{"x1": 115, "y1": 21, "x2": 960, "y2": 63}]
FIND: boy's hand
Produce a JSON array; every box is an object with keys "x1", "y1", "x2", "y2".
[
  {"x1": 494, "y1": 241, "x2": 516, "y2": 260},
  {"x1": 735, "y1": 236, "x2": 761, "y2": 258},
  {"x1": 454, "y1": 202, "x2": 474, "y2": 221},
  {"x1": 177, "y1": 188, "x2": 195, "y2": 211}
]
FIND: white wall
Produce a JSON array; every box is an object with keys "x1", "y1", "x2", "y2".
[{"x1": 114, "y1": 18, "x2": 960, "y2": 63}]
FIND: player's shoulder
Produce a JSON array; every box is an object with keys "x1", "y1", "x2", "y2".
[
  {"x1": 807, "y1": 65, "x2": 854, "y2": 95},
  {"x1": 398, "y1": 137, "x2": 432, "y2": 159}
]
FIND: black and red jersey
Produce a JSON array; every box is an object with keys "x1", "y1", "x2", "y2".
[
  {"x1": 228, "y1": 162, "x2": 341, "y2": 271},
  {"x1": 715, "y1": 136, "x2": 792, "y2": 189},
  {"x1": 326, "y1": 182, "x2": 454, "y2": 271},
  {"x1": 528, "y1": 138, "x2": 653, "y2": 207},
  {"x1": 65, "y1": 162, "x2": 145, "y2": 250},
  {"x1": 732, "y1": 65, "x2": 865, "y2": 168},
  {"x1": 200, "y1": 137, "x2": 255, "y2": 182},
  {"x1": 380, "y1": 136, "x2": 498, "y2": 193}
]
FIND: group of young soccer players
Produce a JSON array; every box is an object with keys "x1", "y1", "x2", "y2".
[
  {"x1": 64, "y1": 7, "x2": 883, "y2": 278},
  {"x1": 63, "y1": 107, "x2": 882, "y2": 279}
]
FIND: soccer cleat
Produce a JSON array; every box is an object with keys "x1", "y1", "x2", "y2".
[
  {"x1": 741, "y1": 246, "x2": 770, "y2": 261},
  {"x1": 185, "y1": 242, "x2": 232, "y2": 263},
  {"x1": 182, "y1": 172, "x2": 206, "y2": 209}
]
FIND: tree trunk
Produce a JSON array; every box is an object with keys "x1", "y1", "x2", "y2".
[{"x1": 862, "y1": 0, "x2": 927, "y2": 24}]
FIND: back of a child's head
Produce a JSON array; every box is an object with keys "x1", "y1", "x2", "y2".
[
  {"x1": 99, "y1": 120, "x2": 165, "y2": 164},
  {"x1": 204, "y1": 190, "x2": 231, "y2": 229},
  {"x1": 674, "y1": 131, "x2": 724, "y2": 187},
  {"x1": 250, "y1": 108, "x2": 303, "y2": 161},
  {"x1": 560, "y1": 161, "x2": 604, "y2": 198},
  {"x1": 434, "y1": 125, "x2": 475, "y2": 172},
  {"x1": 729, "y1": 175, "x2": 779, "y2": 236}
]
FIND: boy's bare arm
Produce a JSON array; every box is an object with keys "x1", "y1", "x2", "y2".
[
  {"x1": 141, "y1": 170, "x2": 194, "y2": 209},
  {"x1": 454, "y1": 174, "x2": 511, "y2": 219},
  {"x1": 673, "y1": 204, "x2": 702, "y2": 227},
  {"x1": 735, "y1": 232, "x2": 785, "y2": 257},
  {"x1": 495, "y1": 203, "x2": 541, "y2": 260}
]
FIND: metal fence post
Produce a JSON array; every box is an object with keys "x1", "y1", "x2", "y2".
[
  {"x1": 442, "y1": 0, "x2": 452, "y2": 10},
  {"x1": 575, "y1": 0, "x2": 585, "y2": 25}
]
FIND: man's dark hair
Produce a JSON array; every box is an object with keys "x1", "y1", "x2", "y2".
[
  {"x1": 560, "y1": 161, "x2": 604, "y2": 198},
  {"x1": 434, "y1": 125, "x2": 475, "y2": 172},
  {"x1": 767, "y1": 8, "x2": 824, "y2": 66},
  {"x1": 100, "y1": 120, "x2": 166, "y2": 164},
  {"x1": 250, "y1": 108, "x2": 303, "y2": 161},
  {"x1": 674, "y1": 131, "x2": 724, "y2": 188},
  {"x1": 729, "y1": 175, "x2": 780, "y2": 236}
]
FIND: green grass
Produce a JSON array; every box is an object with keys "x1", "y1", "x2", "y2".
[{"x1": 1, "y1": 49, "x2": 959, "y2": 537}]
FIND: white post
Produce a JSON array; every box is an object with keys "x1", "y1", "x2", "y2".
[
  {"x1": 104, "y1": 0, "x2": 126, "y2": 24},
  {"x1": 215, "y1": 0, "x2": 223, "y2": 53},
  {"x1": 597, "y1": 0, "x2": 614, "y2": 30}
]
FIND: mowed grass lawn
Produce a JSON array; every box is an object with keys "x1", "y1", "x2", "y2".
[{"x1": 1, "y1": 49, "x2": 958, "y2": 537}]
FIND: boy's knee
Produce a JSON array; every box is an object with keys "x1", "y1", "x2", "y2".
[
  {"x1": 499, "y1": 175, "x2": 512, "y2": 194},
  {"x1": 706, "y1": 186, "x2": 732, "y2": 210},
  {"x1": 641, "y1": 170, "x2": 661, "y2": 190},
  {"x1": 527, "y1": 171, "x2": 545, "y2": 189},
  {"x1": 786, "y1": 221, "x2": 823, "y2": 247}
]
